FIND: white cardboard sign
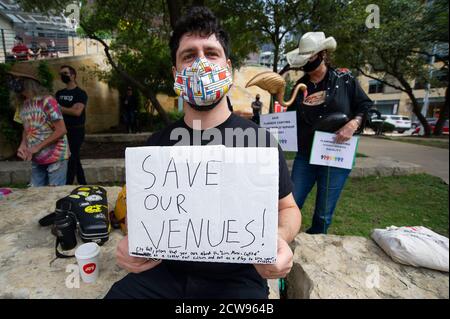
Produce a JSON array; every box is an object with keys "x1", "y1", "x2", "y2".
[
  {"x1": 309, "y1": 131, "x2": 359, "y2": 170},
  {"x1": 125, "y1": 145, "x2": 279, "y2": 264},
  {"x1": 260, "y1": 111, "x2": 298, "y2": 152}
]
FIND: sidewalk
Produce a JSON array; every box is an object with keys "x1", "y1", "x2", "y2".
[{"x1": 358, "y1": 136, "x2": 449, "y2": 184}]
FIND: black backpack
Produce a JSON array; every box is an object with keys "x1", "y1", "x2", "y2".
[{"x1": 39, "y1": 186, "x2": 110, "y2": 258}]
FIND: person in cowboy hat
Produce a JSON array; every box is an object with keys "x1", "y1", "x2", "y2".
[
  {"x1": 7, "y1": 63, "x2": 70, "y2": 187},
  {"x1": 286, "y1": 32, "x2": 373, "y2": 234}
]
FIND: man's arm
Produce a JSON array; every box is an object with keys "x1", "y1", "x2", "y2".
[
  {"x1": 278, "y1": 193, "x2": 302, "y2": 243},
  {"x1": 61, "y1": 103, "x2": 85, "y2": 117},
  {"x1": 29, "y1": 120, "x2": 67, "y2": 155},
  {"x1": 254, "y1": 193, "x2": 301, "y2": 279}
]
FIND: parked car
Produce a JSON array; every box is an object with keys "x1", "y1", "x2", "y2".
[
  {"x1": 413, "y1": 119, "x2": 449, "y2": 135},
  {"x1": 411, "y1": 117, "x2": 437, "y2": 129},
  {"x1": 376, "y1": 115, "x2": 412, "y2": 133}
]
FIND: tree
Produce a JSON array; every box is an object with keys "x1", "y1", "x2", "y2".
[
  {"x1": 17, "y1": 0, "x2": 268, "y2": 125},
  {"x1": 215, "y1": 0, "x2": 319, "y2": 73},
  {"x1": 422, "y1": 0, "x2": 449, "y2": 136},
  {"x1": 323, "y1": 0, "x2": 449, "y2": 136}
]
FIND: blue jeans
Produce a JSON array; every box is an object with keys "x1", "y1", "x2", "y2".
[
  {"x1": 31, "y1": 160, "x2": 68, "y2": 187},
  {"x1": 291, "y1": 154, "x2": 351, "y2": 234}
]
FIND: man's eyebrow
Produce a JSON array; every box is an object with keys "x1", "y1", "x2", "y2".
[
  {"x1": 178, "y1": 45, "x2": 222, "y2": 57},
  {"x1": 178, "y1": 48, "x2": 197, "y2": 56},
  {"x1": 203, "y1": 45, "x2": 221, "y2": 51}
]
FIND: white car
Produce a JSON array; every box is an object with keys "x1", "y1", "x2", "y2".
[{"x1": 380, "y1": 115, "x2": 412, "y2": 133}]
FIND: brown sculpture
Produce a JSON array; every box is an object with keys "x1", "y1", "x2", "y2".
[{"x1": 245, "y1": 71, "x2": 308, "y2": 108}]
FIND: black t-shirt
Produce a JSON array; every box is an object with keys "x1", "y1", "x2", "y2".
[
  {"x1": 146, "y1": 113, "x2": 293, "y2": 282},
  {"x1": 122, "y1": 95, "x2": 138, "y2": 112},
  {"x1": 296, "y1": 72, "x2": 329, "y2": 155},
  {"x1": 55, "y1": 87, "x2": 88, "y2": 128},
  {"x1": 251, "y1": 100, "x2": 262, "y2": 116}
]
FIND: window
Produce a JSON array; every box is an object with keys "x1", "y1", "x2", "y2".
[
  {"x1": 368, "y1": 80, "x2": 384, "y2": 94},
  {"x1": 373, "y1": 100, "x2": 400, "y2": 115}
]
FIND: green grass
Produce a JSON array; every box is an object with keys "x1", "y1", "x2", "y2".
[
  {"x1": 300, "y1": 174, "x2": 449, "y2": 237},
  {"x1": 382, "y1": 137, "x2": 449, "y2": 149},
  {"x1": 284, "y1": 152, "x2": 367, "y2": 160}
]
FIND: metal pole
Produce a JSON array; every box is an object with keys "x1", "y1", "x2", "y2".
[
  {"x1": 1, "y1": 29, "x2": 7, "y2": 63},
  {"x1": 72, "y1": 34, "x2": 75, "y2": 56}
]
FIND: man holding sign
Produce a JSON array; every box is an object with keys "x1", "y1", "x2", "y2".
[{"x1": 105, "y1": 7, "x2": 301, "y2": 299}]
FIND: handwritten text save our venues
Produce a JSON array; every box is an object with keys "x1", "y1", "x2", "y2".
[{"x1": 125, "y1": 146, "x2": 279, "y2": 264}]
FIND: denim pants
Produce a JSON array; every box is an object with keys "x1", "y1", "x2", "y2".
[
  {"x1": 291, "y1": 153, "x2": 351, "y2": 234},
  {"x1": 31, "y1": 160, "x2": 68, "y2": 187},
  {"x1": 66, "y1": 127, "x2": 87, "y2": 185}
]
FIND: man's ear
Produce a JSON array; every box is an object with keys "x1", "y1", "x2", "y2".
[
  {"x1": 227, "y1": 59, "x2": 232, "y2": 73},
  {"x1": 172, "y1": 66, "x2": 177, "y2": 80}
]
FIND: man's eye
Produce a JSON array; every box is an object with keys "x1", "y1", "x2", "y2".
[
  {"x1": 183, "y1": 54, "x2": 195, "y2": 61},
  {"x1": 206, "y1": 52, "x2": 219, "y2": 57}
]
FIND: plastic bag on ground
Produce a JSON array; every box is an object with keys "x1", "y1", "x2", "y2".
[{"x1": 371, "y1": 226, "x2": 449, "y2": 272}]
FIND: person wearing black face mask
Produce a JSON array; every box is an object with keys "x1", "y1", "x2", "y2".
[
  {"x1": 55, "y1": 65, "x2": 88, "y2": 185},
  {"x1": 285, "y1": 32, "x2": 373, "y2": 234}
]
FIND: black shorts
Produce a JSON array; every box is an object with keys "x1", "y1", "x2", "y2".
[{"x1": 104, "y1": 261, "x2": 269, "y2": 299}]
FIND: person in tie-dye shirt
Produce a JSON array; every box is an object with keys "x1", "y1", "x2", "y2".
[{"x1": 7, "y1": 63, "x2": 70, "y2": 187}]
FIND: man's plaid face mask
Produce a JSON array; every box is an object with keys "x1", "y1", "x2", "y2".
[{"x1": 173, "y1": 57, "x2": 233, "y2": 109}]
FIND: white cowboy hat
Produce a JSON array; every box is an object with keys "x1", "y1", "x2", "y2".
[{"x1": 286, "y1": 32, "x2": 337, "y2": 68}]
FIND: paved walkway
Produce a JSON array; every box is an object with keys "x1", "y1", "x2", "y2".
[{"x1": 358, "y1": 136, "x2": 449, "y2": 184}]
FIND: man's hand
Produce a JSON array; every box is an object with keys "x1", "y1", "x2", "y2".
[
  {"x1": 116, "y1": 235, "x2": 162, "y2": 273},
  {"x1": 17, "y1": 144, "x2": 31, "y2": 161},
  {"x1": 254, "y1": 237, "x2": 293, "y2": 279},
  {"x1": 335, "y1": 119, "x2": 359, "y2": 144}
]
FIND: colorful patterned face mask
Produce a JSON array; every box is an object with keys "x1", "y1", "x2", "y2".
[{"x1": 173, "y1": 57, "x2": 233, "y2": 110}]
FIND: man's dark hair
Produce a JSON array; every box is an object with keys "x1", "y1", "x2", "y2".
[
  {"x1": 60, "y1": 65, "x2": 77, "y2": 78},
  {"x1": 169, "y1": 6, "x2": 230, "y2": 66}
]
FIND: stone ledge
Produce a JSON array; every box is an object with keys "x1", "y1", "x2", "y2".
[
  {"x1": 0, "y1": 186, "x2": 279, "y2": 299},
  {"x1": 287, "y1": 233, "x2": 449, "y2": 299},
  {"x1": 85, "y1": 133, "x2": 151, "y2": 143},
  {"x1": 1, "y1": 157, "x2": 424, "y2": 186}
]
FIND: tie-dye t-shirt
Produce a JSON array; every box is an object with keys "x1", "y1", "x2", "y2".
[{"x1": 14, "y1": 96, "x2": 70, "y2": 165}]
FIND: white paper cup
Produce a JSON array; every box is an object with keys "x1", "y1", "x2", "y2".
[{"x1": 75, "y1": 242, "x2": 100, "y2": 283}]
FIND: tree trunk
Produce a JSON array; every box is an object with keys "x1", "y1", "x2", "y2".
[
  {"x1": 166, "y1": 0, "x2": 205, "y2": 28},
  {"x1": 406, "y1": 90, "x2": 432, "y2": 136},
  {"x1": 166, "y1": 0, "x2": 182, "y2": 29},
  {"x1": 272, "y1": 44, "x2": 279, "y2": 73},
  {"x1": 82, "y1": 26, "x2": 170, "y2": 125},
  {"x1": 396, "y1": 75, "x2": 431, "y2": 136},
  {"x1": 433, "y1": 86, "x2": 449, "y2": 136}
]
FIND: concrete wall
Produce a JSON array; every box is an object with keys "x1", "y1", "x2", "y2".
[{"x1": 0, "y1": 133, "x2": 15, "y2": 160}]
